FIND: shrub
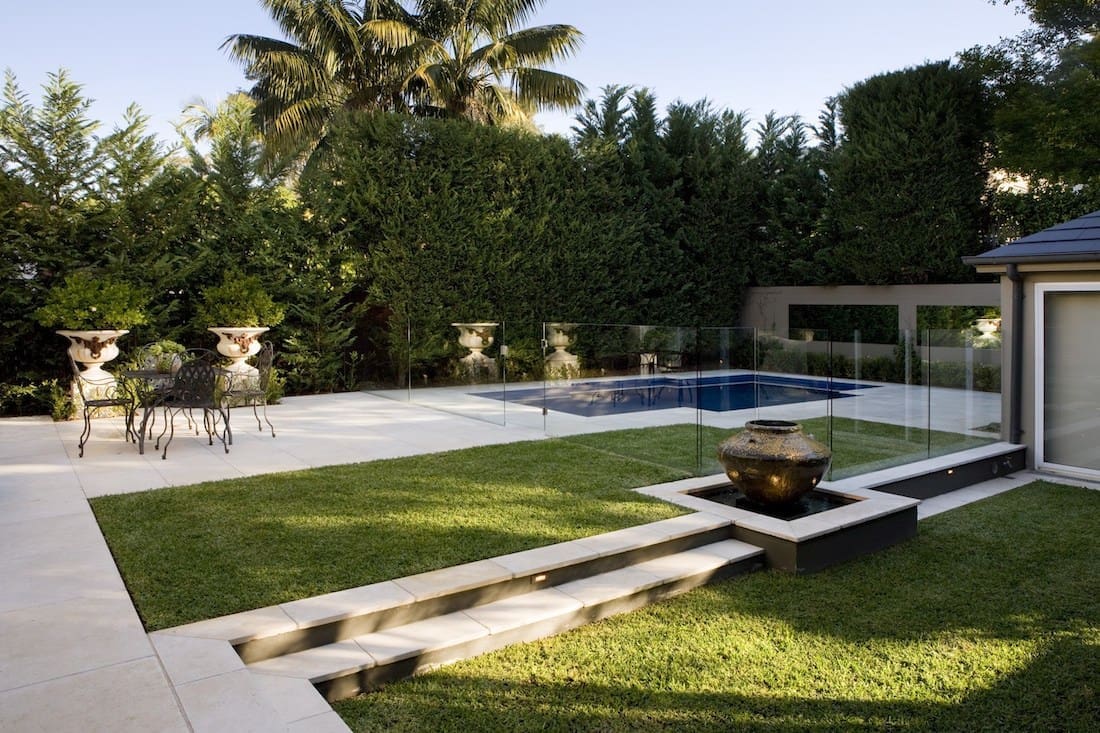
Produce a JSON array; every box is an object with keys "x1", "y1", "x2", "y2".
[
  {"x1": 195, "y1": 273, "x2": 285, "y2": 328},
  {"x1": 34, "y1": 271, "x2": 148, "y2": 331}
]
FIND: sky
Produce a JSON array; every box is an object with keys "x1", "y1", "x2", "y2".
[{"x1": 3, "y1": 0, "x2": 1035, "y2": 145}]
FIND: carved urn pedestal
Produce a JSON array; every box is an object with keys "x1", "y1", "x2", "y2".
[
  {"x1": 57, "y1": 329, "x2": 129, "y2": 389},
  {"x1": 451, "y1": 322, "x2": 499, "y2": 380},
  {"x1": 544, "y1": 322, "x2": 580, "y2": 378},
  {"x1": 209, "y1": 327, "x2": 269, "y2": 379}
]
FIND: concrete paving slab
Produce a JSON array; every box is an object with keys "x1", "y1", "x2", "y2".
[
  {"x1": 175, "y1": 667, "x2": 286, "y2": 733},
  {"x1": 557, "y1": 565, "x2": 666, "y2": 607},
  {"x1": 0, "y1": 542, "x2": 128, "y2": 613},
  {"x1": 0, "y1": 657, "x2": 188, "y2": 733},
  {"x1": 462, "y1": 588, "x2": 581, "y2": 634},
  {"x1": 393, "y1": 559, "x2": 513, "y2": 601},
  {"x1": 287, "y1": 711, "x2": 354, "y2": 733},
  {"x1": 150, "y1": 631, "x2": 246, "y2": 686},
  {"x1": 355, "y1": 612, "x2": 489, "y2": 666},
  {"x1": 0, "y1": 596, "x2": 152, "y2": 691},
  {"x1": 249, "y1": 672, "x2": 336, "y2": 725}
]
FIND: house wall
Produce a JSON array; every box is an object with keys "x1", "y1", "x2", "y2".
[
  {"x1": 1019, "y1": 268, "x2": 1100, "y2": 471},
  {"x1": 974, "y1": 263, "x2": 1100, "y2": 471}
]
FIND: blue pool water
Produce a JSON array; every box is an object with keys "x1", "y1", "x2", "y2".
[{"x1": 481, "y1": 374, "x2": 874, "y2": 417}]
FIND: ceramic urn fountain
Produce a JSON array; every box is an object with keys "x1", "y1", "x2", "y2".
[{"x1": 717, "y1": 420, "x2": 832, "y2": 505}]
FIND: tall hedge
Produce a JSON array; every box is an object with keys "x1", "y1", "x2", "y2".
[{"x1": 300, "y1": 112, "x2": 752, "y2": 385}]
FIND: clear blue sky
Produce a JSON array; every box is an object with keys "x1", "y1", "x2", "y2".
[{"x1": 4, "y1": 0, "x2": 1034, "y2": 144}]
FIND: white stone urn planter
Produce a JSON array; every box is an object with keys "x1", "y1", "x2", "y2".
[
  {"x1": 209, "y1": 327, "x2": 269, "y2": 377},
  {"x1": 975, "y1": 318, "x2": 1001, "y2": 339},
  {"x1": 57, "y1": 329, "x2": 129, "y2": 386},
  {"x1": 451, "y1": 322, "x2": 498, "y2": 378},
  {"x1": 545, "y1": 322, "x2": 580, "y2": 378}
]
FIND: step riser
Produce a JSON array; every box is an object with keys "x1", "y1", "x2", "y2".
[
  {"x1": 237, "y1": 524, "x2": 732, "y2": 664},
  {"x1": 313, "y1": 553, "x2": 762, "y2": 703}
]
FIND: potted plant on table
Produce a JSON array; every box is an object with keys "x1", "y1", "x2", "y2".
[
  {"x1": 35, "y1": 271, "x2": 148, "y2": 384},
  {"x1": 196, "y1": 273, "x2": 284, "y2": 377}
]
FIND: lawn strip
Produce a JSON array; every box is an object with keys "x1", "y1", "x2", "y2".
[{"x1": 334, "y1": 481, "x2": 1100, "y2": 732}]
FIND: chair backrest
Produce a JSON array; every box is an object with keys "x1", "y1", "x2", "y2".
[
  {"x1": 66, "y1": 352, "x2": 90, "y2": 400},
  {"x1": 131, "y1": 342, "x2": 188, "y2": 374},
  {"x1": 180, "y1": 348, "x2": 218, "y2": 365},
  {"x1": 254, "y1": 342, "x2": 274, "y2": 390},
  {"x1": 168, "y1": 360, "x2": 217, "y2": 406}
]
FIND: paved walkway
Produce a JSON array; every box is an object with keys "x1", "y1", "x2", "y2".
[
  {"x1": 0, "y1": 391, "x2": 1091, "y2": 731},
  {"x1": 0, "y1": 393, "x2": 545, "y2": 732}
]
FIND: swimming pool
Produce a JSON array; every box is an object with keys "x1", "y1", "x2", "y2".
[{"x1": 480, "y1": 374, "x2": 874, "y2": 417}]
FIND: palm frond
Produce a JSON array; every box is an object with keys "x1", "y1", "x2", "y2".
[
  {"x1": 511, "y1": 67, "x2": 585, "y2": 110},
  {"x1": 496, "y1": 24, "x2": 583, "y2": 65},
  {"x1": 471, "y1": 0, "x2": 548, "y2": 36}
]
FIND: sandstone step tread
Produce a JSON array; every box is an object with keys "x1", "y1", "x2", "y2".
[
  {"x1": 248, "y1": 539, "x2": 763, "y2": 686},
  {"x1": 172, "y1": 512, "x2": 734, "y2": 647}
]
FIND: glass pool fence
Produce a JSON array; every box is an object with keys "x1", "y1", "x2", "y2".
[{"x1": 366, "y1": 321, "x2": 1002, "y2": 481}]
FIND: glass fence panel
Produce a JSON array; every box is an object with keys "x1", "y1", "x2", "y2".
[
  {"x1": 694, "y1": 327, "x2": 760, "y2": 476},
  {"x1": 825, "y1": 329, "x2": 932, "y2": 480},
  {"x1": 365, "y1": 317, "x2": 507, "y2": 427},
  {"x1": 542, "y1": 323, "x2": 702, "y2": 475},
  {"x1": 922, "y1": 327, "x2": 1002, "y2": 459}
]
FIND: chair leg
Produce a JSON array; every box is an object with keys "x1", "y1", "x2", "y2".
[
  {"x1": 221, "y1": 407, "x2": 232, "y2": 453},
  {"x1": 78, "y1": 407, "x2": 92, "y2": 458},
  {"x1": 261, "y1": 401, "x2": 275, "y2": 438},
  {"x1": 161, "y1": 409, "x2": 176, "y2": 460}
]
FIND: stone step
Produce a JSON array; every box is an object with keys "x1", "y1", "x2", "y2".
[
  {"x1": 247, "y1": 539, "x2": 764, "y2": 702},
  {"x1": 201, "y1": 512, "x2": 733, "y2": 665}
]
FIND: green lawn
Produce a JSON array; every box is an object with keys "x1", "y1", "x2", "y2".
[
  {"x1": 564, "y1": 416, "x2": 993, "y2": 478},
  {"x1": 91, "y1": 418, "x2": 993, "y2": 631},
  {"x1": 335, "y1": 482, "x2": 1100, "y2": 732},
  {"x1": 91, "y1": 440, "x2": 689, "y2": 630}
]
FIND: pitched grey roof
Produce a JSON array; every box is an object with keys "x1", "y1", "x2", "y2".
[{"x1": 964, "y1": 209, "x2": 1100, "y2": 265}]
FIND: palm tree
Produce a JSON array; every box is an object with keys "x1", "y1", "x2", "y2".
[
  {"x1": 368, "y1": 0, "x2": 585, "y2": 128},
  {"x1": 223, "y1": 1, "x2": 417, "y2": 160},
  {"x1": 226, "y1": 1, "x2": 584, "y2": 159}
]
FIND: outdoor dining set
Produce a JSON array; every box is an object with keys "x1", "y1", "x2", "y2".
[{"x1": 69, "y1": 342, "x2": 276, "y2": 459}]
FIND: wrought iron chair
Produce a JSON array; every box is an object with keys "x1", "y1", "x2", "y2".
[
  {"x1": 138, "y1": 351, "x2": 230, "y2": 459},
  {"x1": 68, "y1": 352, "x2": 134, "y2": 458},
  {"x1": 123, "y1": 342, "x2": 182, "y2": 442},
  {"x1": 222, "y1": 341, "x2": 276, "y2": 438}
]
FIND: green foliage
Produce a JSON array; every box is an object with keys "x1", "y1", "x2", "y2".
[
  {"x1": 302, "y1": 112, "x2": 646, "y2": 384},
  {"x1": 225, "y1": 0, "x2": 584, "y2": 162},
  {"x1": 788, "y1": 304, "x2": 899, "y2": 343},
  {"x1": 830, "y1": 62, "x2": 989, "y2": 284},
  {"x1": 0, "y1": 379, "x2": 70, "y2": 418},
  {"x1": 195, "y1": 273, "x2": 285, "y2": 328},
  {"x1": 994, "y1": 35, "x2": 1100, "y2": 180},
  {"x1": 34, "y1": 271, "x2": 148, "y2": 330},
  {"x1": 0, "y1": 69, "x2": 101, "y2": 205},
  {"x1": 281, "y1": 292, "x2": 360, "y2": 394},
  {"x1": 991, "y1": 179, "x2": 1100, "y2": 242}
]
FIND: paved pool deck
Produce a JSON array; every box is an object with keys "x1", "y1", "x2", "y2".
[{"x1": 1, "y1": 390, "x2": 1094, "y2": 731}]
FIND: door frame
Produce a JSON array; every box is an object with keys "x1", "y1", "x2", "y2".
[{"x1": 1033, "y1": 281, "x2": 1100, "y2": 480}]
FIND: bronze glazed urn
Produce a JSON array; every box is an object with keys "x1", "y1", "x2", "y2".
[{"x1": 717, "y1": 420, "x2": 832, "y2": 505}]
